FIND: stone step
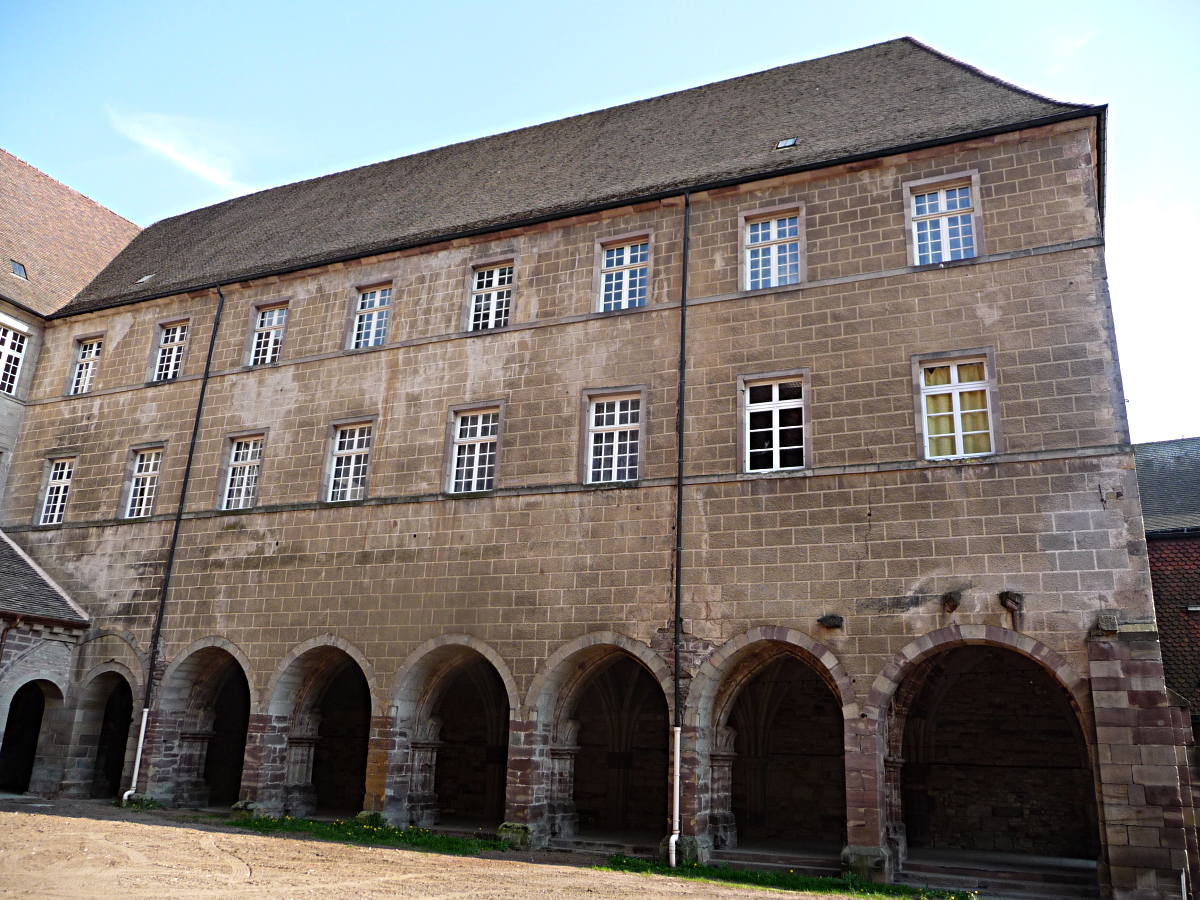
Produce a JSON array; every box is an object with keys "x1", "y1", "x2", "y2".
[
  {"x1": 549, "y1": 837, "x2": 660, "y2": 858},
  {"x1": 898, "y1": 864, "x2": 1098, "y2": 900},
  {"x1": 709, "y1": 847, "x2": 841, "y2": 877}
]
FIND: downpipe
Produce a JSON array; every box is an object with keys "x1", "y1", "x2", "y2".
[
  {"x1": 668, "y1": 725, "x2": 682, "y2": 867},
  {"x1": 121, "y1": 708, "x2": 149, "y2": 805}
]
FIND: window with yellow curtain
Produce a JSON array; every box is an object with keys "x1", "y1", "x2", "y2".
[{"x1": 920, "y1": 359, "x2": 993, "y2": 459}]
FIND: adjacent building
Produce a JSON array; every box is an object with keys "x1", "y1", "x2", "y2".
[{"x1": 0, "y1": 39, "x2": 1193, "y2": 899}]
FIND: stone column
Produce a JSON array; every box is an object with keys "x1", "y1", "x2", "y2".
[
  {"x1": 174, "y1": 730, "x2": 213, "y2": 807},
  {"x1": 1088, "y1": 627, "x2": 1191, "y2": 899},
  {"x1": 548, "y1": 719, "x2": 579, "y2": 839},
  {"x1": 407, "y1": 716, "x2": 442, "y2": 827},
  {"x1": 284, "y1": 736, "x2": 318, "y2": 817},
  {"x1": 841, "y1": 712, "x2": 893, "y2": 882},
  {"x1": 240, "y1": 713, "x2": 288, "y2": 815},
  {"x1": 499, "y1": 715, "x2": 550, "y2": 849},
  {"x1": 709, "y1": 726, "x2": 737, "y2": 849},
  {"x1": 362, "y1": 714, "x2": 393, "y2": 814}
]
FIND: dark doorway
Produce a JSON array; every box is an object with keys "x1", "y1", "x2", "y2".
[
  {"x1": 91, "y1": 677, "x2": 133, "y2": 798},
  {"x1": 311, "y1": 662, "x2": 370, "y2": 814},
  {"x1": 0, "y1": 682, "x2": 47, "y2": 793},
  {"x1": 432, "y1": 656, "x2": 508, "y2": 826},
  {"x1": 573, "y1": 655, "x2": 668, "y2": 835},
  {"x1": 202, "y1": 664, "x2": 251, "y2": 805},
  {"x1": 728, "y1": 653, "x2": 846, "y2": 845},
  {"x1": 898, "y1": 646, "x2": 1099, "y2": 857}
]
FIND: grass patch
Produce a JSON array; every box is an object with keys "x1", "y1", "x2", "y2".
[
  {"x1": 228, "y1": 813, "x2": 506, "y2": 855},
  {"x1": 599, "y1": 855, "x2": 979, "y2": 899},
  {"x1": 117, "y1": 796, "x2": 164, "y2": 811}
]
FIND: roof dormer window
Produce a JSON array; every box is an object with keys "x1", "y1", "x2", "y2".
[{"x1": 10, "y1": 260, "x2": 27, "y2": 279}]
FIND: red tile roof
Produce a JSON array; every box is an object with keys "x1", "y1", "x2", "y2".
[{"x1": 0, "y1": 149, "x2": 139, "y2": 316}]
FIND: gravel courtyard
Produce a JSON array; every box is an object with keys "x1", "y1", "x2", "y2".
[{"x1": 0, "y1": 795, "x2": 860, "y2": 899}]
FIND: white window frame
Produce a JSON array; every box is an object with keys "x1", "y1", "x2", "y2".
[
  {"x1": 917, "y1": 355, "x2": 995, "y2": 460},
  {"x1": 585, "y1": 392, "x2": 642, "y2": 483},
  {"x1": 327, "y1": 423, "x2": 373, "y2": 502},
  {"x1": 152, "y1": 321, "x2": 188, "y2": 382},
  {"x1": 449, "y1": 407, "x2": 500, "y2": 493},
  {"x1": 469, "y1": 263, "x2": 513, "y2": 332},
  {"x1": 0, "y1": 321, "x2": 29, "y2": 396},
  {"x1": 904, "y1": 172, "x2": 983, "y2": 266},
  {"x1": 597, "y1": 237, "x2": 650, "y2": 312},
  {"x1": 222, "y1": 436, "x2": 264, "y2": 510},
  {"x1": 39, "y1": 457, "x2": 75, "y2": 526},
  {"x1": 742, "y1": 208, "x2": 803, "y2": 291},
  {"x1": 249, "y1": 304, "x2": 288, "y2": 366},
  {"x1": 350, "y1": 286, "x2": 392, "y2": 349},
  {"x1": 125, "y1": 447, "x2": 163, "y2": 518},
  {"x1": 69, "y1": 337, "x2": 103, "y2": 395},
  {"x1": 740, "y1": 373, "x2": 808, "y2": 473}
]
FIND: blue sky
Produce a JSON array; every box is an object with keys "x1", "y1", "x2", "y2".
[{"x1": 4, "y1": 0, "x2": 1197, "y2": 442}]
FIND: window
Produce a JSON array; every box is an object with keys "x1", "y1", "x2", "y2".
[
  {"x1": 70, "y1": 338, "x2": 103, "y2": 395},
  {"x1": 470, "y1": 264, "x2": 513, "y2": 331},
  {"x1": 249, "y1": 305, "x2": 287, "y2": 366},
  {"x1": 586, "y1": 394, "x2": 640, "y2": 483},
  {"x1": 39, "y1": 458, "x2": 75, "y2": 526},
  {"x1": 0, "y1": 323, "x2": 28, "y2": 396},
  {"x1": 599, "y1": 239, "x2": 649, "y2": 311},
  {"x1": 450, "y1": 408, "x2": 499, "y2": 493},
  {"x1": 153, "y1": 322, "x2": 188, "y2": 382},
  {"x1": 909, "y1": 181, "x2": 977, "y2": 265},
  {"x1": 744, "y1": 213, "x2": 801, "y2": 290},
  {"x1": 351, "y1": 287, "x2": 391, "y2": 348},
  {"x1": 920, "y1": 358, "x2": 993, "y2": 459},
  {"x1": 327, "y1": 423, "x2": 372, "y2": 501},
  {"x1": 125, "y1": 448, "x2": 163, "y2": 518},
  {"x1": 222, "y1": 436, "x2": 264, "y2": 510},
  {"x1": 10, "y1": 260, "x2": 27, "y2": 279},
  {"x1": 743, "y1": 378, "x2": 805, "y2": 472}
]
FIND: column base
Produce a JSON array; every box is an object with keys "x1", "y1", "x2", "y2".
[
  {"x1": 841, "y1": 844, "x2": 894, "y2": 883},
  {"x1": 498, "y1": 821, "x2": 550, "y2": 850}
]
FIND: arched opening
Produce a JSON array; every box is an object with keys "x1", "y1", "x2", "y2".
[
  {"x1": 91, "y1": 675, "x2": 133, "y2": 798},
  {"x1": 154, "y1": 647, "x2": 251, "y2": 807},
  {"x1": 0, "y1": 680, "x2": 62, "y2": 794},
  {"x1": 428, "y1": 655, "x2": 509, "y2": 829},
  {"x1": 568, "y1": 654, "x2": 669, "y2": 843},
  {"x1": 724, "y1": 651, "x2": 846, "y2": 852},
  {"x1": 202, "y1": 664, "x2": 251, "y2": 805},
  {"x1": 891, "y1": 645, "x2": 1099, "y2": 864},
  {"x1": 271, "y1": 646, "x2": 372, "y2": 818}
]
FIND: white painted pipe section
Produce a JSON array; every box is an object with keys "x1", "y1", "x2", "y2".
[
  {"x1": 668, "y1": 725, "x2": 681, "y2": 867},
  {"x1": 121, "y1": 707, "x2": 150, "y2": 805}
]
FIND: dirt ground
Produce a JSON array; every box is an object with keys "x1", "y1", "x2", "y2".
[{"x1": 0, "y1": 795, "x2": 862, "y2": 899}]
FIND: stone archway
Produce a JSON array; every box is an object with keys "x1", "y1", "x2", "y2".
[
  {"x1": 388, "y1": 637, "x2": 516, "y2": 829},
  {"x1": 524, "y1": 635, "x2": 673, "y2": 847},
  {"x1": 62, "y1": 668, "x2": 135, "y2": 798},
  {"x1": 860, "y1": 625, "x2": 1099, "y2": 884},
  {"x1": 0, "y1": 679, "x2": 65, "y2": 794},
  {"x1": 684, "y1": 628, "x2": 852, "y2": 861},
  {"x1": 258, "y1": 640, "x2": 377, "y2": 817},
  {"x1": 150, "y1": 642, "x2": 252, "y2": 807}
]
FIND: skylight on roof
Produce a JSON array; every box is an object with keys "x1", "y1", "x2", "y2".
[
  {"x1": 10, "y1": 260, "x2": 27, "y2": 279},
  {"x1": 135, "y1": 274, "x2": 155, "y2": 284},
  {"x1": 775, "y1": 138, "x2": 797, "y2": 150}
]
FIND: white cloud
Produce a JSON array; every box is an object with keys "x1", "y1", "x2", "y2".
[
  {"x1": 1046, "y1": 30, "x2": 1097, "y2": 75},
  {"x1": 107, "y1": 108, "x2": 253, "y2": 196}
]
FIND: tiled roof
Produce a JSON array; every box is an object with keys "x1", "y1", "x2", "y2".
[
  {"x1": 0, "y1": 150, "x2": 139, "y2": 316},
  {"x1": 1147, "y1": 536, "x2": 1200, "y2": 708},
  {"x1": 0, "y1": 530, "x2": 88, "y2": 625},
  {"x1": 58, "y1": 37, "x2": 1092, "y2": 319},
  {"x1": 1135, "y1": 436, "x2": 1200, "y2": 532}
]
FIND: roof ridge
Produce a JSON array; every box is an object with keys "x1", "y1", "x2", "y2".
[
  {"x1": 1, "y1": 148, "x2": 140, "y2": 230},
  {"x1": 900, "y1": 36, "x2": 1087, "y2": 110},
  {"x1": 1136, "y1": 436, "x2": 1200, "y2": 448}
]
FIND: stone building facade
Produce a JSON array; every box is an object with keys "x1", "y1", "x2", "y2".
[{"x1": 0, "y1": 39, "x2": 1193, "y2": 899}]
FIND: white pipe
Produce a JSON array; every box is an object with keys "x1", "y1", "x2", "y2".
[
  {"x1": 668, "y1": 725, "x2": 681, "y2": 867},
  {"x1": 121, "y1": 707, "x2": 150, "y2": 805}
]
